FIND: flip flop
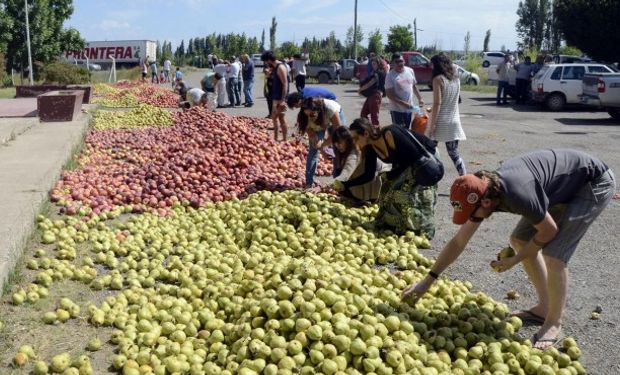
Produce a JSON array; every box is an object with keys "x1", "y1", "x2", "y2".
[
  {"x1": 532, "y1": 332, "x2": 563, "y2": 350},
  {"x1": 510, "y1": 309, "x2": 546, "y2": 325}
]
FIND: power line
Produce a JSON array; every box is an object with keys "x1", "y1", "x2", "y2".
[{"x1": 377, "y1": 0, "x2": 409, "y2": 22}]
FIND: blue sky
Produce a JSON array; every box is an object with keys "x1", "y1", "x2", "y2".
[{"x1": 66, "y1": 0, "x2": 522, "y2": 52}]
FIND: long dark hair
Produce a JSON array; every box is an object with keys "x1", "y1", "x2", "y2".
[
  {"x1": 297, "y1": 97, "x2": 326, "y2": 134},
  {"x1": 431, "y1": 53, "x2": 456, "y2": 81},
  {"x1": 332, "y1": 126, "x2": 355, "y2": 170},
  {"x1": 349, "y1": 118, "x2": 381, "y2": 140}
]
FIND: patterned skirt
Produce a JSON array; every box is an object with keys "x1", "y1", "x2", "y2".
[{"x1": 374, "y1": 167, "x2": 437, "y2": 238}]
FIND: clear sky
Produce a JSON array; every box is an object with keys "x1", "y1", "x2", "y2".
[{"x1": 65, "y1": 0, "x2": 522, "y2": 52}]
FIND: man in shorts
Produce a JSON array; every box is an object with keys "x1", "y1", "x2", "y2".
[
  {"x1": 261, "y1": 50, "x2": 289, "y2": 141},
  {"x1": 401, "y1": 149, "x2": 615, "y2": 349}
]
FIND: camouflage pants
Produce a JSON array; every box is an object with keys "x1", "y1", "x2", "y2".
[{"x1": 374, "y1": 167, "x2": 437, "y2": 238}]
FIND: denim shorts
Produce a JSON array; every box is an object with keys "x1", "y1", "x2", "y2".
[{"x1": 511, "y1": 169, "x2": 616, "y2": 263}]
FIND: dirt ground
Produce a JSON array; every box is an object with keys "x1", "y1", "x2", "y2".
[
  {"x1": 1, "y1": 72, "x2": 618, "y2": 374},
  {"x1": 203, "y1": 71, "x2": 620, "y2": 374}
]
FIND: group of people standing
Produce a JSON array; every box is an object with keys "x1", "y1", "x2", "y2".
[
  {"x1": 141, "y1": 57, "x2": 174, "y2": 84},
  {"x1": 212, "y1": 55, "x2": 256, "y2": 108}
]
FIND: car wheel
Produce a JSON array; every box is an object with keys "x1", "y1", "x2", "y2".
[
  {"x1": 482, "y1": 60, "x2": 490, "y2": 68},
  {"x1": 318, "y1": 72, "x2": 330, "y2": 84},
  {"x1": 609, "y1": 109, "x2": 620, "y2": 120},
  {"x1": 545, "y1": 93, "x2": 566, "y2": 111},
  {"x1": 466, "y1": 78, "x2": 478, "y2": 86}
]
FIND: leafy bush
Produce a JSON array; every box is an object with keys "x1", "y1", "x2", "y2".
[{"x1": 41, "y1": 63, "x2": 91, "y2": 84}]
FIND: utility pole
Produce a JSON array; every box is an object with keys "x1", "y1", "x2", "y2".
[
  {"x1": 25, "y1": 0, "x2": 34, "y2": 85},
  {"x1": 413, "y1": 18, "x2": 417, "y2": 50},
  {"x1": 353, "y1": 0, "x2": 358, "y2": 60}
]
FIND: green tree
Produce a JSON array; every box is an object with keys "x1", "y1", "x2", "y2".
[
  {"x1": 367, "y1": 29, "x2": 384, "y2": 56},
  {"x1": 463, "y1": 31, "x2": 471, "y2": 56},
  {"x1": 515, "y1": 0, "x2": 552, "y2": 50},
  {"x1": 554, "y1": 0, "x2": 620, "y2": 62},
  {"x1": 483, "y1": 29, "x2": 491, "y2": 52},
  {"x1": 58, "y1": 27, "x2": 85, "y2": 54},
  {"x1": 385, "y1": 24, "x2": 413, "y2": 53},
  {"x1": 0, "y1": 0, "x2": 85, "y2": 74},
  {"x1": 279, "y1": 41, "x2": 299, "y2": 58},
  {"x1": 345, "y1": 25, "x2": 364, "y2": 58},
  {"x1": 260, "y1": 29, "x2": 266, "y2": 52},
  {"x1": 269, "y1": 16, "x2": 277, "y2": 51}
]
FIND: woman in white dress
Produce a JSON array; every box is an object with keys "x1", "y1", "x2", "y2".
[{"x1": 427, "y1": 53, "x2": 467, "y2": 176}]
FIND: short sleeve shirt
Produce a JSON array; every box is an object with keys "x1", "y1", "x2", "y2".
[
  {"x1": 163, "y1": 60, "x2": 171, "y2": 71},
  {"x1": 497, "y1": 149, "x2": 608, "y2": 224},
  {"x1": 308, "y1": 99, "x2": 341, "y2": 132},
  {"x1": 385, "y1": 67, "x2": 416, "y2": 112}
]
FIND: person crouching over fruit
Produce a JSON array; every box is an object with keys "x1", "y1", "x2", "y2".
[
  {"x1": 348, "y1": 118, "x2": 439, "y2": 237},
  {"x1": 331, "y1": 126, "x2": 389, "y2": 205},
  {"x1": 185, "y1": 88, "x2": 209, "y2": 109},
  {"x1": 402, "y1": 149, "x2": 615, "y2": 350}
]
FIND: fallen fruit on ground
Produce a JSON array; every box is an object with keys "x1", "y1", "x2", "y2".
[
  {"x1": 4, "y1": 191, "x2": 585, "y2": 374},
  {"x1": 92, "y1": 104, "x2": 173, "y2": 130},
  {"x1": 52, "y1": 108, "x2": 332, "y2": 214}
]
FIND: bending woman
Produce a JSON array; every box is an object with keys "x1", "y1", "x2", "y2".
[
  {"x1": 297, "y1": 97, "x2": 344, "y2": 188},
  {"x1": 349, "y1": 118, "x2": 440, "y2": 237},
  {"x1": 331, "y1": 126, "x2": 388, "y2": 203}
]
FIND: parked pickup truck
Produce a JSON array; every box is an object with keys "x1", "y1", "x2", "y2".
[
  {"x1": 306, "y1": 59, "x2": 358, "y2": 83},
  {"x1": 355, "y1": 51, "x2": 433, "y2": 85},
  {"x1": 580, "y1": 73, "x2": 620, "y2": 120}
]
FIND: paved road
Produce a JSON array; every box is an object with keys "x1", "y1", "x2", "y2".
[{"x1": 186, "y1": 69, "x2": 620, "y2": 373}]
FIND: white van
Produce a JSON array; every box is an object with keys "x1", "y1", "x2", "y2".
[
  {"x1": 251, "y1": 54, "x2": 263, "y2": 67},
  {"x1": 530, "y1": 63, "x2": 616, "y2": 111}
]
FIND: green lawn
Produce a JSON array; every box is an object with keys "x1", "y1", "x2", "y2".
[
  {"x1": 461, "y1": 84, "x2": 497, "y2": 94},
  {"x1": 0, "y1": 87, "x2": 16, "y2": 99}
]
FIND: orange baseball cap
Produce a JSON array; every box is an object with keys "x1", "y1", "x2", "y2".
[{"x1": 450, "y1": 174, "x2": 488, "y2": 225}]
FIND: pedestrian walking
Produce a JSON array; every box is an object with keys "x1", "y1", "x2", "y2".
[
  {"x1": 428, "y1": 53, "x2": 467, "y2": 176},
  {"x1": 385, "y1": 53, "x2": 424, "y2": 127}
]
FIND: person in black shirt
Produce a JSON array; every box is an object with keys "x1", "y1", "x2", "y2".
[{"x1": 348, "y1": 118, "x2": 440, "y2": 237}]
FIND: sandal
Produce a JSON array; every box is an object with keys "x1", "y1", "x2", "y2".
[
  {"x1": 532, "y1": 332, "x2": 563, "y2": 350},
  {"x1": 510, "y1": 309, "x2": 546, "y2": 325}
]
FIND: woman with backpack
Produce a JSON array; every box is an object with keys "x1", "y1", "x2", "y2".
[
  {"x1": 358, "y1": 57, "x2": 387, "y2": 127},
  {"x1": 349, "y1": 118, "x2": 442, "y2": 237}
]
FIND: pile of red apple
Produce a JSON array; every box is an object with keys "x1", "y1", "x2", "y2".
[
  {"x1": 50, "y1": 108, "x2": 333, "y2": 214},
  {"x1": 131, "y1": 85, "x2": 180, "y2": 108}
]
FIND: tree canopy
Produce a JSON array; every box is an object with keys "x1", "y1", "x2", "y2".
[
  {"x1": 0, "y1": 0, "x2": 85, "y2": 74},
  {"x1": 385, "y1": 25, "x2": 413, "y2": 53},
  {"x1": 554, "y1": 0, "x2": 620, "y2": 62}
]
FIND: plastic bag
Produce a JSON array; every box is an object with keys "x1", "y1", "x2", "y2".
[{"x1": 411, "y1": 106, "x2": 429, "y2": 135}]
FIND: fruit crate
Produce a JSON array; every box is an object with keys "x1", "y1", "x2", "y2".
[{"x1": 37, "y1": 90, "x2": 84, "y2": 122}]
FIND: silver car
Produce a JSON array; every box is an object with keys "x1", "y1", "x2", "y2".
[{"x1": 457, "y1": 66, "x2": 480, "y2": 85}]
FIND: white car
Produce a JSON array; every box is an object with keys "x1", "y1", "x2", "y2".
[
  {"x1": 531, "y1": 63, "x2": 617, "y2": 111},
  {"x1": 456, "y1": 66, "x2": 480, "y2": 85},
  {"x1": 251, "y1": 54, "x2": 263, "y2": 68},
  {"x1": 481, "y1": 51, "x2": 506, "y2": 68}
]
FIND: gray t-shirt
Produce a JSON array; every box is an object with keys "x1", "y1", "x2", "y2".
[{"x1": 497, "y1": 149, "x2": 608, "y2": 224}]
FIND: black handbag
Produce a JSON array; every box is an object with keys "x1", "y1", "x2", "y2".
[
  {"x1": 359, "y1": 73, "x2": 378, "y2": 98},
  {"x1": 405, "y1": 130, "x2": 444, "y2": 186}
]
